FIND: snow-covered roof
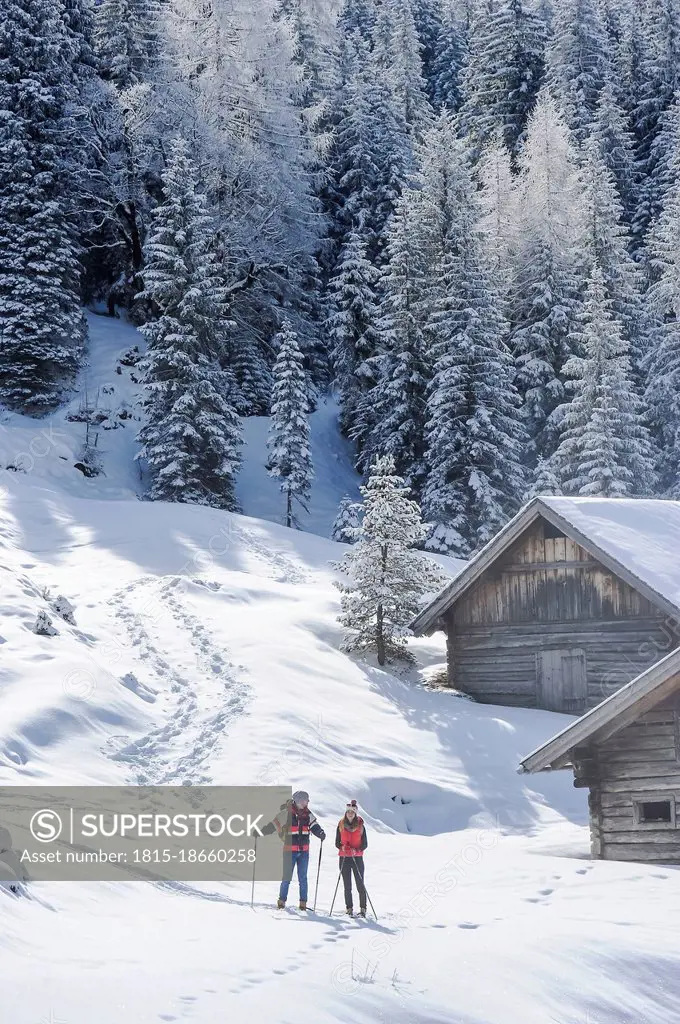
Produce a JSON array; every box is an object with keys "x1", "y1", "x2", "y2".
[
  {"x1": 412, "y1": 496, "x2": 680, "y2": 635},
  {"x1": 519, "y1": 644, "x2": 680, "y2": 774}
]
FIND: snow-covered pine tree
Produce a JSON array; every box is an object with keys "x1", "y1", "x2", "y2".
[
  {"x1": 429, "y1": 1, "x2": 466, "y2": 112},
  {"x1": 0, "y1": 0, "x2": 87, "y2": 411},
  {"x1": 631, "y1": 0, "x2": 680, "y2": 241},
  {"x1": 644, "y1": 138, "x2": 680, "y2": 494},
  {"x1": 459, "y1": 0, "x2": 545, "y2": 160},
  {"x1": 373, "y1": 0, "x2": 433, "y2": 142},
  {"x1": 509, "y1": 88, "x2": 586, "y2": 465},
  {"x1": 137, "y1": 138, "x2": 242, "y2": 510},
  {"x1": 327, "y1": 29, "x2": 409, "y2": 269},
  {"x1": 477, "y1": 134, "x2": 515, "y2": 296},
  {"x1": 553, "y1": 265, "x2": 655, "y2": 497},
  {"x1": 546, "y1": 0, "x2": 610, "y2": 143},
  {"x1": 580, "y1": 138, "x2": 644, "y2": 374},
  {"x1": 527, "y1": 457, "x2": 562, "y2": 498},
  {"x1": 94, "y1": 0, "x2": 161, "y2": 90},
  {"x1": 335, "y1": 455, "x2": 446, "y2": 664},
  {"x1": 421, "y1": 120, "x2": 526, "y2": 556},
  {"x1": 327, "y1": 230, "x2": 381, "y2": 436},
  {"x1": 267, "y1": 320, "x2": 314, "y2": 529},
  {"x1": 354, "y1": 192, "x2": 430, "y2": 496},
  {"x1": 331, "y1": 494, "x2": 363, "y2": 543},
  {"x1": 591, "y1": 76, "x2": 638, "y2": 224}
]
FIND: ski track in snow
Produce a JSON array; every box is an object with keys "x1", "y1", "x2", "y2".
[{"x1": 106, "y1": 575, "x2": 250, "y2": 787}]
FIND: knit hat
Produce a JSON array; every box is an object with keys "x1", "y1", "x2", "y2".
[
  {"x1": 292, "y1": 790, "x2": 309, "y2": 803},
  {"x1": 346, "y1": 799, "x2": 358, "y2": 811}
]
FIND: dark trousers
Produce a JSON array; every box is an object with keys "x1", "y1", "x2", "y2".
[{"x1": 340, "y1": 856, "x2": 366, "y2": 910}]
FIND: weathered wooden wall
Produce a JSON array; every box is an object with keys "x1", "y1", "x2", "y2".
[
  {"x1": 446, "y1": 518, "x2": 680, "y2": 711},
  {"x1": 584, "y1": 695, "x2": 680, "y2": 863}
]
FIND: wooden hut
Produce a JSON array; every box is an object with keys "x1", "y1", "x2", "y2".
[
  {"x1": 519, "y1": 646, "x2": 680, "y2": 863},
  {"x1": 412, "y1": 496, "x2": 680, "y2": 713}
]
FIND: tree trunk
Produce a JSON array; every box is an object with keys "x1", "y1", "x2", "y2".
[
  {"x1": 286, "y1": 488, "x2": 292, "y2": 529},
  {"x1": 376, "y1": 603, "x2": 385, "y2": 665}
]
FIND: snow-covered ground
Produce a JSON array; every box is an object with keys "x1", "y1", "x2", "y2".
[{"x1": 1, "y1": 318, "x2": 679, "y2": 1023}]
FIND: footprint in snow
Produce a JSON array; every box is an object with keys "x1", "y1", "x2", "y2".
[
  {"x1": 458, "y1": 922, "x2": 480, "y2": 930},
  {"x1": 538, "y1": 888, "x2": 554, "y2": 896}
]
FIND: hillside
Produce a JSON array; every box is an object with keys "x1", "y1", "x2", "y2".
[{"x1": 0, "y1": 321, "x2": 679, "y2": 1023}]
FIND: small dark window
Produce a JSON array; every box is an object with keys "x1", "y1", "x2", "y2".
[
  {"x1": 638, "y1": 800, "x2": 672, "y2": 823},
  {"x1": 543, "y1": 520, "x2": 566, "y2": 540}
]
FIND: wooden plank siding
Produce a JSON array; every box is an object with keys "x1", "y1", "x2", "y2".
[
  {"x1": 588, "y1": 696, "x2": 680, "y2": 862},
  {"x1": 446, "y1": 518, "x2": 680, "y2": 712}
]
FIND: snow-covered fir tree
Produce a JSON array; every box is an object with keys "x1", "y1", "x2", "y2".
[
  {"x1": 460, "y1": 0, "x2": 545, "y2": 159},
  {"x1": 546, "y1": 0, "x2": 610, "y2": 142},
  {"x1": 335, "y1": 455, "x2": 446, "y2": 665},
  {"x1": 477, "y1": 134, "x2": 515, "y2": 294},
  {"x1": 509, "y1": 89, "x2": 586, "y2": 466},
  {"x1": 429, "y1": 2, "x2": 467, "y2": 112},
  {"x1": 553, "y1": 265, "x2": 655, "y2": 497},
  {"x1": 0, "y1": 0, "x2": 87, "y2": 411},
  {"x1": 327, "y1": 230, "x2": 381, "y2": 436},
  {"x1": 267, "y1": 321, "x2": 314, "y2": 529},
  {"x1": 331, "y1": 494, "x2": 363, "y2": 543},
  {"x1": 137, "y1": 138, "x2": 242, "y2": 510},
  {"x1": 94, "y1": 0, "x2": 162, "y2": 90},
  {"x1": 644, "y1": 137, "x2": 680, "y2": 494},
  {"x1": 421, "y1": 120, "x2": 526, "y2": 556},
  {"x1": 354, "y1": 193, "x2": 431, "y2": 495}
]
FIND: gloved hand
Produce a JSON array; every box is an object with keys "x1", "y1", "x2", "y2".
[
  {"x1": 342, "y1": 844, "x2": 352, "y2": 856},
  {"x1": 318, "y1": 829, "x2": 326, "y2": 842}
]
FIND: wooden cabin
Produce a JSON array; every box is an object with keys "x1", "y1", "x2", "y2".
[
  {"x1": 412, "y1": 497, "x2": 680, "y2": 713},
  {"x1": 519, "y1": 647, "x2": 680, "y2": 863}
]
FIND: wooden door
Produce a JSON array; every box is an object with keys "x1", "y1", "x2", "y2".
[{"x1": 536, "y1": 649, "x2": 588, "y2": 713}]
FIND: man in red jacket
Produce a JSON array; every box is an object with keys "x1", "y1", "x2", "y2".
[{"x1": 335, "y1": 799, "x2": 368, "y2": 917}]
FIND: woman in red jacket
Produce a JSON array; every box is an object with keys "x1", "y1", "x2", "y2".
[{"x1": 335, "y1": 799, "x2": 368, "y2": 916}]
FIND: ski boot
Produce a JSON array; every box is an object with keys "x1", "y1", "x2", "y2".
[
  {"x1": 359, "y1": 908, "x2": 367, "y2": 918},
  {"x1": 299, "y1": 900, "x2": 308, "y2": 911},
  {"x1": 346, "y1": 907, "x2": 354, "y2": 917},
  {"x1": 277, "y1": 898, "x2": 286, "y2": 909}
]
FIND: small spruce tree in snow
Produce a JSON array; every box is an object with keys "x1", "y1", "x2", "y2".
[
  {"x1": 331, "y1": 495, "x2": 363, "y2": 543},
  {"x1": 267, "y1": 321, "x2": 314, "y2": 529},
  {"x1": 137, "y1": 138, "x2": 242, "y2": 510},
  {"x1": 335, "y1": 456, "x2": 446, "y2": 665},
  {"x1": 553, "y1": 266, "x2": 655, "y2": 497},
  {"x1": 527, "y1": 457, "x2": 562, "y2": 498}
]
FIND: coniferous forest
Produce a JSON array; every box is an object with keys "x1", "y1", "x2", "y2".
[{"x1": 3, "y1": 0, "x2": 680, "y2": 555}]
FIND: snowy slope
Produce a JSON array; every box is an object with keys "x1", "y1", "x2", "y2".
[
  {"x1": 1, "y1": 471, "x2": 680, "y2": 1023},
  {"x1": 0, "y1": 312, "x2": 364, "y2": 539},
  {"x1": 1, "y1": 318, "x2": 680, "y2": 1023}
]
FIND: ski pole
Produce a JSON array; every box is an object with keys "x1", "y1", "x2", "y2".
[
  {"x1": 312, "y1": 838, "x2": 323, "y2": 913},
  {"x1": 349, "y1": 854, "x2": 378, "y2": 921},
  {"x1": 250, "y1": 834, "x2": 257, "y2": 909},
  {"x1": 329, "y1": 865, "x2": 343, "y2": 915}
]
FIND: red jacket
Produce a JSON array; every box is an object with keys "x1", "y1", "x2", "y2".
[{"x1": 335, "y1": 816, "x2": 368, "y2": 857}]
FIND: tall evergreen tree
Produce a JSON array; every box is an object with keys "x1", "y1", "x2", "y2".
[
  {"x1": 327, "y1": 230, "x2": 381, "y2": 436},
  {"x1": 644, "y1": 142, "x2": 680, "y2": 494},
  {"x1": 94, "y1": 0, "x2": 161, "y2": 90},
  {"x1": 591, "y1": 76, "x2": 638, "y2": 223},
  {"x1": 374, "y1": 0, "x2": 433, "y2": 141},
  {"x1": 267, "y1": 320, "x2": 314, "y2": 529},
  {"x1": 430, "y1": 2, "x2": 466, "y2": 112},
  {"x1": 546, "y1": 0, "x2": 610, "y2": 143},
  {"x1": 460, "y1": 0, "x2": 545, "y2": 159},
  {"x1": 509, "y1": 89, "x2": 586, "y2": 465},
  {"x1": 354, "y1": 194, "x2": 430, "y2": 494},
  {"x1": 553, "y1": 266, "x2": 655, "y2": 496},
  {"x1": 335, "y1": 455, "x2": 445, "y2": 665},
  {"x1": 421, "y1": 122, "x2": 526, "y2": 556},
  {"x1": 581, "y1": 140, "x2": 642, "y2": 355},
  {"x1": 477, "y1": 134, "x2": 515, "y2": 294},
  {"x1": 137, "y1": 139, "x2": 242, "y2": 510},
  {"x1": 0, "y1": 0, "x2": 87, "y2": 411}
]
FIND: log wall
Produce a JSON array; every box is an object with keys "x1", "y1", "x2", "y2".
[
  {"x1": 446, "y1": 518, "x2": 680, "y2": 712},
  {"x1": 587, "y1": 695, "x2": 680, "y2": 863}
]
